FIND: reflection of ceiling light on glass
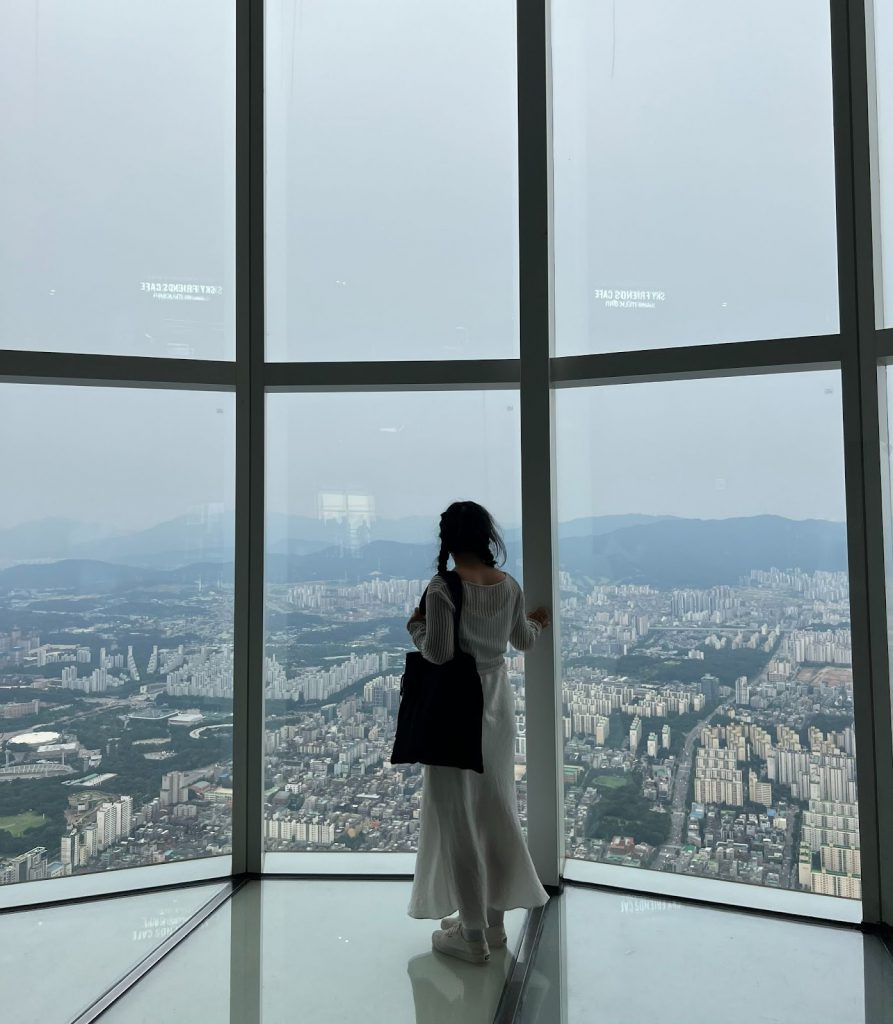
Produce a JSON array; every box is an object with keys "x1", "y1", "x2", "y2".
[
  {"x1": 379, "y1": 425, "x2": 403, "y2": 433},
  {"x1": 318, "y1": 491, "x2": 375, "y2": 523}
]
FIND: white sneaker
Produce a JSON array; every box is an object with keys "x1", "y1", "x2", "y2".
[
  {"x1": 432, "y1": 922, "x2": 491, "y2": 964},
  {"x1": 439, "y1": 915, "x2": 508, "y2": 949}
]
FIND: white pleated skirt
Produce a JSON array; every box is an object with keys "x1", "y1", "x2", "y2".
[{"x1": 407, "y1": 662, "x2": 549, "y2": 930}]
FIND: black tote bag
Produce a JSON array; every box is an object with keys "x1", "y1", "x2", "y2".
[{"x1": 390, "y1": 570, "x2": 484, "y2": 773}]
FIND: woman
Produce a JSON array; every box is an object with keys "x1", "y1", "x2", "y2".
[{"x1": 405, "y1": 500, "x2": 551, "y2": 964}]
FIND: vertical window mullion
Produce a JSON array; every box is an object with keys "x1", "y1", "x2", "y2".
[
  {"x1": 518, "y1": 0, "x2": 563, "y2": 887},
  {"x1": 832, "y1": 0, "x2": 886, "y2": 924},
  {"x1": 851, "y1": 0, "x2": 893, "y2": 927},
  {"x1": 232, "y1": 0, "x2": 266, "y2": 878}
]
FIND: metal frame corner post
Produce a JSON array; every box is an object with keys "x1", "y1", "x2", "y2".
[
  {"x1": 832, "y1": 0, "x2": 889, "y2": 923},
  {"x1": 517, "y1": 0, "x2": 563, "y2": 887},
  {"x1": 845, "y1": 0, "x2": 893, "y2": 927},
  {"x1": 232, "y1": 0, "x2": 266, "y2": 878}
]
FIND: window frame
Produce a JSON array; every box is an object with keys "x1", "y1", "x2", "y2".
[{"x1": 0, "y1": 0, "x2": 890, "y2": 929}]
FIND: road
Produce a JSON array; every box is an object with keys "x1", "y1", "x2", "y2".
[
  {"x1": 657, "y1": 635, "x2": 782, "y2": 854},
  {"x1": 661, "y1": 701, "x2": 727, "y2": 852}
]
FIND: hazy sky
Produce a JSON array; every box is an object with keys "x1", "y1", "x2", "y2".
[
  {"x1": 553, "y1": 0, "x2": 840, "y2": 353},
  {"x1": 0, "y1": 385, "x2": 235, "y2": 532},
  {"x1": 0, "y1": 371, "x2": 847, "y2": 534},
  {"x1": 0, "y1": 2, "x2": 858, "y2": 536},
  {"x1": 1, "y1": 1, "x2": 845, "y2": 361}
]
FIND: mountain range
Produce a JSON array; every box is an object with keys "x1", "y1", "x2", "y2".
[
  {"x1": 0, "y1": 512, "x2": 671, "y2": 570},
  {"x1": 0, "y1": 514, "x2": 848, "y2": 592}
]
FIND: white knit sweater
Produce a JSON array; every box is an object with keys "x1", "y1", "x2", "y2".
[{"x1": 407, "y1": 572, "x2": 541, "y2": 672}]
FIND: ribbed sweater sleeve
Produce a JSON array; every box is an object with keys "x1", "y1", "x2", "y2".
[
  {"x1": 408, "y1": 576, "x2": 455, "y2": 665},
  {"x1": 509, "y1": 581, "x2": 542, "y2": 651}
]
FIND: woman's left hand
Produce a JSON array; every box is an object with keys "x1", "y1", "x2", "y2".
[{"x1": 407, "y1": 607, "x2": 425, "y2": 629}]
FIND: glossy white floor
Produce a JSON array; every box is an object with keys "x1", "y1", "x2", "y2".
[
  {"x1": 0, "y1": 881, "x2": 228, "y2": 1024},
  {"x1": 5, "y1": 879, "x2": 892, "y2": 1023},
  {"x1": 101, "y1": 879, "x2": 526, "y2": 1024},
  {"x1": 517, "y1": 886, "x2": 893, "y2": 1024}
]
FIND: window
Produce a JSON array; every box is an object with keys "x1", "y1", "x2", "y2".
[
  {"x1": 551, "y1": 0, "x2": 838, "y2": 355},
  {"x1": 0, "y1": 1, "x2": 235, "y2": 359},
  {"x1": 0, "y1": 386, "x2": 234, "y2": 887},
  {"x1": 264, "y1": 0, "x2": 519, "y2": 361},
  {"x1": 263, "y1": 391, "x2": 522, "y2": 855},
  {"x1": 0, "y1": 0, "x2": 890, "y2": 930},
  {"x1": 557, "y1": 372, "x2": 860, "y2": 900}
]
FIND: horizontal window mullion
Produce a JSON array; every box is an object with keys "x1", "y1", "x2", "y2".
[
  {"x1": 264, "y1": 358, "x2": 521, "y2": 391},
  {"x1": 551, "y1": 334, "x2": 844, "y2": 388},
  {"x1": 0, "y1": 349, "x2": 236, "y2": 390}
]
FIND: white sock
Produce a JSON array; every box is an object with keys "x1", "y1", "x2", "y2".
[
  {"x1": 462, "y1": 927, "x2": 484, "y2": 942},
  {"x1": 487, "y1": 908, "x2": 505, "y2": 928}
]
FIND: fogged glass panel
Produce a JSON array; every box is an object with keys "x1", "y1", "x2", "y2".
[
  {"x1": 264, "y1": 392, "x2": 522, "y2": 853},
  {"x1": 0, "y1": 2, "x2": 235, "y2": 358},
  {"x1": 874, "y1": 0, "x2": 893, "y2": 326},
  {"x1": 557, "y1": 372, "x2": 860, "y2": 901},
  {"x1": 265, "y1": 0, "x2": 519, "y2": 361},
  {"x1": 552, "y1": 1, "x2": 838, "y2": 354},
  {"x1": 0, "y1": 386, "x2": 234, "y2": 889}
]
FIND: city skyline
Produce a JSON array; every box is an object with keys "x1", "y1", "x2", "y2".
[{"x1": 0, "y1": 551, "x2": 859, "y2": 901}]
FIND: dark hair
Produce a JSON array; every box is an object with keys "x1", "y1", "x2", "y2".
[{"x1": 436, "y1": 501, "x2": 507, "y2": 575}]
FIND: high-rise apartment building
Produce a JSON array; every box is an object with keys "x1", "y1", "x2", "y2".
[{"x1": 629, "y1": 716, "x2": 642, "y2": 755}]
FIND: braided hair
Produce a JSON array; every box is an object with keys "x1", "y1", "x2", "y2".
[{"x1": 436, "y1": 501, "x2": 507, "y2": 575}]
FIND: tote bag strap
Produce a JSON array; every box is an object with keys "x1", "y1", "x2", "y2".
[{"x1": 440, "y1": 569, "x2": 464, "y2": 654}]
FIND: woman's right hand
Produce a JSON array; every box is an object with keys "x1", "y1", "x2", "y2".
[{"x1": 528, "y1": 607, "x2": 551, "y2": 629}]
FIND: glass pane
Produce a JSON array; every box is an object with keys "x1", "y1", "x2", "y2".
[
  {"x1": 0, "y1": 386, "x2": 234, "y2": 890},
  {"x1": 552, "y1": 1, "x2": 839, "y2": 355},
  {"x1": 1, "y1": 882, "x2": 225, "y2": 1024},
  {"x1": 874, "y1": 0, "x2": 893, "y2": 326},
  {"x1": 264, "y1": 391, "x2": 522, "y2": 855},
  {"x1": 265, "y1": 0, "x2": 519, "y2": 361},
  {"x1": 557, "y1": 372, "x2": 861, "y2": 901},
  {"x1": 0, "y1": 2, "x2": 235, "y2": 359}
]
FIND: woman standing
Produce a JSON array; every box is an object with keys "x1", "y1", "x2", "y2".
[{"x1": 406, "y1": 501, "x2": 551, "y2": 964}]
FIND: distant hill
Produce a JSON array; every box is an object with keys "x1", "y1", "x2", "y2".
[
  {"x1": 0, "y1": 559, "x2": 154, "y2": 591},
  {"x1": 71, "y1": 513, "x2": 233, "y2": 569},
  {"x1": 0, "y1": 515, "x2": 849, "y2": 592},
  {"x1": 0, "y1": 512, "x2": 669, "y2": 570},
  {"x1": 0, "y1": 518, "x2": 117, "y2": 567},
  {"x1": 0, "y1": 559, "x2": 233, "y2": 592},
  {"x1": 556, "y1": 514, "x2": 674, "y2": 539},
  {"x1": 559, "y1": 516, "x2": 847, "y2": 588},
  {"x1": 265, "y1": 513, "x2": 440, "y2": 558},
  {"x1": 265, "y1": 540, "x2": 440, "y2": 584}
]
